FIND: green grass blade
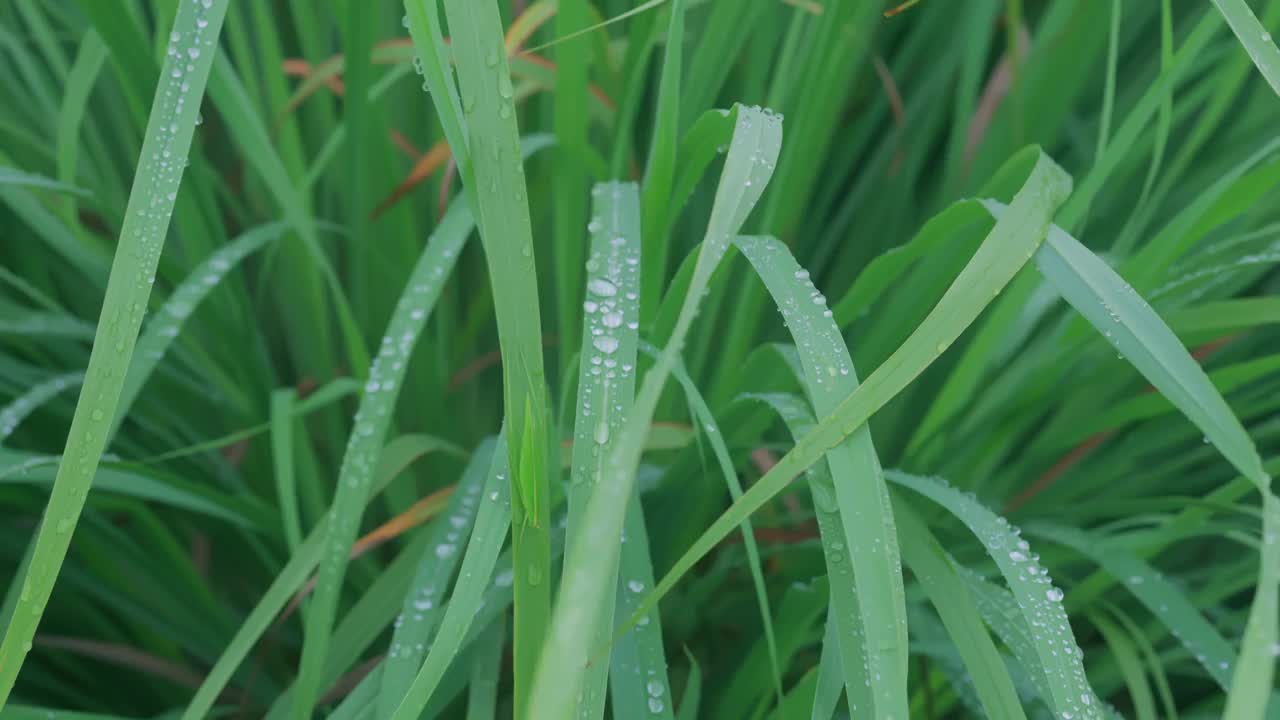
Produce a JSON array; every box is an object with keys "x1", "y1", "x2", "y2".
[
  {"x1": 206, "y1": 58, "x2": 367, "y2": 379},
  {"x1": 888, "y1": 471, "x2": 1101, "y2": 719},
  {"x1": 734, "y1": 235, "x2": 907, "y2": 718},
  {"x1": 0, "y1": 450, "x2": 259, "y2": 527},
  {"x1": 375, "y1": 437, "x2": 496, "y2": 716},
  {"x1": 1026, "y1": 213, "x2": 1269, "y2": 488},
  {"x1": 676, "y1": 649, "x2": 702, "y2": 720},
  {"x1": 528, "y1": 104, "x2": 782, "y2": 720},
  {"x1": 292, "y1": 199, "x2": 475, "y2": 717},
  {"x1": 430, "y1": 2, "x2": 553, "y2": 707},
  {"x1": 565, "y1": 181, "x2": 643, "y2": 720},
  {"x1": 403, "y1": 0, "x2": 470, "y2": 183},
  {"x1": 1223, "y1": 495, "x2": 1279, "y2": 720},
  {"x1": 0, "y1": 0, "x2": 229, "y2": 704},
  {"x1": 388, "y1": 432, "x2": 513, "y2": 720}
]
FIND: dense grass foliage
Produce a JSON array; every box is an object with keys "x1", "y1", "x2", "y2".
[{"x1": 1, "y1": 0, "x2": 1279, "y2": 718}]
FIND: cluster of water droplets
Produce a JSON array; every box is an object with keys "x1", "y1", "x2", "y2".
[
  {"x1": 387, "y1": 474, "x2": 484, "y2": 666},
  {"x1": 0, "y1": 373, "x2": 83, "y2": 442},
  {"x1": 962, "y1": 491, "x2": 1100, "y2": 718},
  {"x1": 751, "y1": 239, "x2": 855, "y2": 389},
  {"x1": 572, "y1": 183, "x2": 641, "y2": 493},
  {"x1": 315, "y1": 226, "x2": 464, "y2": 619}
]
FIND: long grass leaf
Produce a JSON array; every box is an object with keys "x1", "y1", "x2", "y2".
[
  {"x1": 375, "y1": 438, "x2": 496, "y2": 716},
  {"x1": 293, "y1": 199, "x2": 474, "y2": 717},
  {"x1": 743, "y1": 390, "x2": 871, "y2": 717},
  {"x1": 888, "y1": 471, "x2": 1101, "y2": 719},
  {"x1": 389, "y1": 432, "x2": 513, "y2": 720},
  {"x1": 528, "y1": 104, "x2": 782, "y2": 720},
  {"x1": 735, "y1": 235, "x2": 907, "y2": 717},
  {"x1": 0, "y1": 1, "x2": 229, "y2": 703},
  {"x1": 895, "y1": 501, "x2": 1028, "y2": 720},
  {"x1": 425, "y1": 3, "x2": 553, "y2": 706},
  {"x1": 565, "y1": 182, "x2": 643, "y2": 719}
]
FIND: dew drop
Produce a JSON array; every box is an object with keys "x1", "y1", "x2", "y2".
[{"x1": 588, "y1": 278, "x2": 617, "y2": 297}]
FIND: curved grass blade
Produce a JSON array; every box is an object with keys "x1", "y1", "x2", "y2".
[
  {"x1": 831, "y1": 200, "x2": 992, "y2": 327},
  {"x1": 1111, "y1": 607, "x2": 1179, "y2": 720},
  {"x1": 0, "y1": 311, "x2": 95, "y2": 341},
  {"x1": 565, "y1": 182, "x2": 644, "y2": 719},
  {"x1": 734, "y1": 235, "x2": 907, "y2": 718},
  {"x1": 375, "y1": 438, "x2": 496, "y2": 717},
  {"x1": 0, "y1": 373, "x2": 82, "y2": 444},
  {"x1": 996, "y1": 206, "x2": 1271, "y2": 488},
  {"x1": 888, "y1": 471, "x2": 1101, "y2": 719},
  {"x1": 179, "y1": 432, "x2": 451, "y2": 720},
  {"x1": 619, "y1": 150, "x2": 1070, "y2": 703},
  {"x1": 388, "y1": 432, "x2": 513, "y2": 720},
  {"x1": 292, "y1": 199, "x2": 475, "y2": 718},
  {"x1": 1026, "y1": 210, "x2": 1278, "y2": 718},
  {"x1": 528, "y1": 103, "x2": 783, "y2": 720},
  {"x1": 0, "y1": 0, "x2": 230, "y2": 703},
  {"x1": 111, "y1": 222, "x2": 287, "y2": 440}
]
